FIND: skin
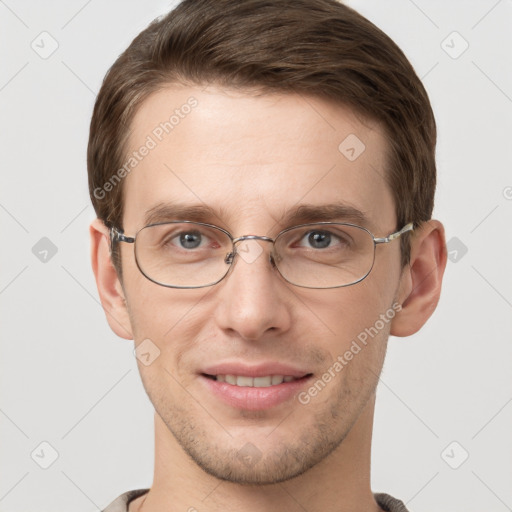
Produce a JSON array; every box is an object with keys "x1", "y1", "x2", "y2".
[{"x1": 90, "y1": 85, "x2": 447, "y2": 512}]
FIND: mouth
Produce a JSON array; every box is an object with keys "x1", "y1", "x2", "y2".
[
  {"x1": 202, "y1": 373, "x2": 311, "y2": 387},
  {"x1": 199, "y1": 369, "x2": 314, "y2": 410}
]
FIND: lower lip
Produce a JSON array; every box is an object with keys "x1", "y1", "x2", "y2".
[{"x1": 200, "y1": 375, "x2": 313, "y2": 411}]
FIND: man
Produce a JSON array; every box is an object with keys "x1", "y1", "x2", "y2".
[{"x1": 88, "y1": 0, "x2": 447, "y2": 510}]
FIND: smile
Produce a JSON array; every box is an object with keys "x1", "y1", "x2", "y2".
[
  {"x1": 200, "y1": 372, "x2": 313, "y2": 410},
  {"x1": 205, "y1": 374, "x2": 302, "y2": 387}
]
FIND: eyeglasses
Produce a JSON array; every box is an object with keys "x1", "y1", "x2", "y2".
[{"x1": 110, "y1": 220, "x2": 413, "y2": 289}]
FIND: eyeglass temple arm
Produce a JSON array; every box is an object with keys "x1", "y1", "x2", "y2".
[
  {"x1": 374, "y1": 222, "x2": 414, "y2": 245},
  {"x1": 110, "y1": 227, "x2": 135, "y2": 246}
]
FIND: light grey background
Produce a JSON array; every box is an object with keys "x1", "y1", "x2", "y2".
[{"x1": 1, "y1": 1, "x2": 511, "y2": 510}]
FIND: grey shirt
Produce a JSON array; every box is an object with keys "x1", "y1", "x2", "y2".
[{"x1": 102, "y1": 489, "x2": 411, "y2": 512}]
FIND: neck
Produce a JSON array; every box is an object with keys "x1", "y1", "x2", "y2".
[{"x1": 134, "y1": 394, "x2": 382, "y2": 512}]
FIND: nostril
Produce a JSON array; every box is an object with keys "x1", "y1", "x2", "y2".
[{"x1": 270, "y1": 252, "x2": 282, "y2": 266}]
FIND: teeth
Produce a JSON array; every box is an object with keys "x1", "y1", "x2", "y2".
[
  {"x1": 271, "y1": 375, "x2": 284, "y2": 385},
  {"x1": 236, "y1": 376, "x2": 253, "y2": 387},
  {"x1": 225, "y1": 374, "x2": 237, "y2": 385},
  {"x1": 215, "y1": 375, "x2": 299, "y2": 387},
  {"x1": 253, "y1": 376, "x2": 272, "y2": 387}
]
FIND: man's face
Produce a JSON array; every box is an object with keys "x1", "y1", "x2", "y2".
[{"x1": 119, "y1": 85, "x2": 405, "y2": 484}]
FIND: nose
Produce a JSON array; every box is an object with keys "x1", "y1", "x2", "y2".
[{"x1": 213, "y1": 238, "x2": 292, "y2": 341}]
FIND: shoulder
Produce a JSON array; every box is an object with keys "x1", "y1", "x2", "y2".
[
  {"x1": 374, "y1": 492, "x2": 411, "y2": 512},
  {"x1": 102, "y1": 489, "x2": 150, "y2": 512}
]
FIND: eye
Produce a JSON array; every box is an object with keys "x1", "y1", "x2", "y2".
[
  {"x1": 297, "y1": 229, "x2": 349, "y2": 250},
  {"x1": 304, "y1": 230, "x2": 332, "y2": 249},
  {"x1": 140, "y1": 223, "x2": 230, "y2": 262},
  {"x1": 165, "y1": 228, "x2": 220, "y2": 250},
  {"x1": 174, "y1": 230, "x2": 204, "y2": 249}
]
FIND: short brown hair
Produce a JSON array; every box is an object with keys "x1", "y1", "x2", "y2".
[{"x1": 87, "y1": 0, "x2": 436, "y2": 270}]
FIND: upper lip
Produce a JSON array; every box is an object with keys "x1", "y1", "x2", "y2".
[{"x1": 201, "y1": 362, "x2": 311, "y2": 378}]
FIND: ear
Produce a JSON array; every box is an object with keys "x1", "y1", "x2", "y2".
[
  {"x1": 390, "y1": 219, "x2": 447, "y2": 337},
  {"x1": 90, "y1": 218, "x2": 133, "y2": 340}
]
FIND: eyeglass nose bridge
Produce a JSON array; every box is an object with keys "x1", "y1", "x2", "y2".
[{"x1": 224, "y1": 234, "x2": 275, "y2": 264}]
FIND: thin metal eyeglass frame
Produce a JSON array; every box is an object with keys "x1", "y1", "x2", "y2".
[{"x1": 110, "y1": 220, "x2": 414, "y2": 289}]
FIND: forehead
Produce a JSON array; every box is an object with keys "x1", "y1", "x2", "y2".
[{"x1": 122, "y1": 85, "x2": 395, "y2": 234}]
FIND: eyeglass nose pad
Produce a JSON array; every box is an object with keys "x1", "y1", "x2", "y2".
[
  {"x1": 225, "y1": 251, "x2": 235, "y2": 265},
  {"x1": 269, "y1": 251, "x2": 278, "y2": 268}
]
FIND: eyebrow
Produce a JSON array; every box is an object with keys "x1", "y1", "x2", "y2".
[
  {"x1": 144, "y1": 203, "x2": 224, "y2": 227},
  {"x1": 279, "y1": 203, "x2": 369, "y2": 228},
  {"x1": 143, "y1": 202, "x2": 370, "y2": 231}
]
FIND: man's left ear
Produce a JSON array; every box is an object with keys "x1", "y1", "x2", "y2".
[{"x1": 391, "y1": 219, "x2": 447, "y2": 337}]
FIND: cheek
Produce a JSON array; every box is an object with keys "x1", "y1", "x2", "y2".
[
  {"x1": 371, "y1": 255, "x2": 403, "y2": 316},
  {"x1": 304, "y1": 266, "x2": 399, "y2": 357},
  {"x1": 123, "y1": 264, "x2": 213, "y2": 381},
  {"x1": 119, "y1": 243, "x2": 195, "y2": 338},
  {"x1": 126, "y1": 286, "x2": 209, "y2": 341}
]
